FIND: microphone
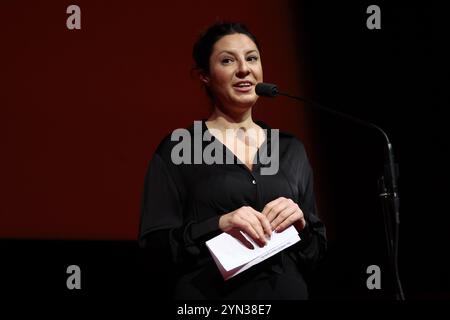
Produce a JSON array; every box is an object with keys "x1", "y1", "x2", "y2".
[
  {"x1": 256, "y1": 82, "x2": 405, "y2": 300},
  {"x1": 255, "y1": 82, "x2": 279, "y2": 97}
]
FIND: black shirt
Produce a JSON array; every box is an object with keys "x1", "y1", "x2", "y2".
[{"x1": 139, "y1": 119, "x2": 326, "y2": 299}]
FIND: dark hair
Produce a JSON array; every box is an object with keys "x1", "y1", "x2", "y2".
[{"x1": 192, "y1": 22, "x2": 260, "y2": 74}]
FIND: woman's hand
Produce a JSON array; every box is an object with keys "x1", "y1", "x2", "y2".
[
  {"x1": 262, "y1": 197, "x2": 306, "y2": 233},
  {"x1": 219, "y1": 206, "x2": 272, "y2": 245}
]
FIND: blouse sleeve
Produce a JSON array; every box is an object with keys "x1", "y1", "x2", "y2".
[
  {"x1": 138, "y1": 152, "x2": 221, "y2": 264},
  {"x1": 288, "y1": 144, "x2": 327, "y2": 273}
]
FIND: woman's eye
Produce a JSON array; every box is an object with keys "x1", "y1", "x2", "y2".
[
  {"x1": 247, "y1": 56, "x2": 258, "y2": 62},
  {"x1": 221, "y1": 58, "x2": 233, "y2": 64}
]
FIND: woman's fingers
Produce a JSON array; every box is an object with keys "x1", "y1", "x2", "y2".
[
  {"x1": 270, "y1": 204, "x2": 297, "y2": 230},
  {"x1": 236, "y1": 207, "x2": 270, "y2": 245},
  {"x1": 254, "y1": 210, "x2": 273, "y2": 238},
  {"x1": 262, "y1": 197, "x2": 304, "y2": 232},
  {"x1": 261, "y1": 197, "x2": 285, "y2": 223},
  {"x1": 274, "y1": 208, "x2": 303, "y2": 233},
  {"x1": 233, "y1": 215, "x2": 263, "y2": 243},
  {"x1": 263, "y1": 197, "x2": 291, "y2": 226},
  {"x1": 221, "y1": 206, "x2": 274, "y2": 246}
]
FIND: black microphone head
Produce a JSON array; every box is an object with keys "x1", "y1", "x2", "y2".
[{"x1": 255, "y1": 82, "x2": 279, "y2": 97}]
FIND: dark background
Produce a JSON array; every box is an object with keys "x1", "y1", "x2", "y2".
[
  {"x1": 296, "y1": 1, "x2": 448, "y2": 299},
  {"x1": 1, "y1": 1, "x2": 448, "y2": 300}
]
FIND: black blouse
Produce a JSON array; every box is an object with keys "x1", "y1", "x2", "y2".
[{"x1": 139, "y1": 120, "x2": 326, "y2": 299}]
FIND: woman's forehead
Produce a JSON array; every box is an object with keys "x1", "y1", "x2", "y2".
[{"x1": 212, "y1": 34, "x2": 259, "y2": 54}]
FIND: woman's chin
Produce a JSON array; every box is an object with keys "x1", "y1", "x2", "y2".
[
  {"x1": 233, "y1": 101, "x2": 257, "y2": 111},
  {"x1": 232, "y1": 95, "x2": 258, "y2": 108}
]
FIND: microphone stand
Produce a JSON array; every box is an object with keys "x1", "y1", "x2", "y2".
[{"x1": 278, "y1": 91, "x2": 405, "y2": 300}]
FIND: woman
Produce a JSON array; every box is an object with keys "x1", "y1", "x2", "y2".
[{"x1": 139, "y1": 22, "x2": 326, "y2": 299}]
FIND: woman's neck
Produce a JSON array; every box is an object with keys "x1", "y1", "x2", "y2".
[{"x1": 207, "y1": 107, "x2": 255, "y2": 131}]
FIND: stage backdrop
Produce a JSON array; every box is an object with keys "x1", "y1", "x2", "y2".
[{"x1": 1, "y1": 1, "x2": 316, "y2": 239}]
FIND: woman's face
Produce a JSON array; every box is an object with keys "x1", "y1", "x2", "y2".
[{"x1": 203, "y1": 33, "x2": 263, "y2": 111}]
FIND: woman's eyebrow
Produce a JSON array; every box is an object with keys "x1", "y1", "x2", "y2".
[{"x1": 217, "y1": 49, "x2": 258, "y2": 55}]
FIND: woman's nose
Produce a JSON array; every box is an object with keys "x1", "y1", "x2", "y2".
[{"x1": 236, "y1": 60, "x2": 250, "y2": 77}]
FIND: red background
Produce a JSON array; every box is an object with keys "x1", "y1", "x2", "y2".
[{"x1": 1, "y1": 1, "x2": 317, "y2": 239}]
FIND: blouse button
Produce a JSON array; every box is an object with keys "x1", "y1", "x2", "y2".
[{"x1": 252, "y1": 179, "x2": 256, "y2": 185}]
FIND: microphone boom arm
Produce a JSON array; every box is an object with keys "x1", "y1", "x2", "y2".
[{"x1": 273, "y1": 87, "x2": 405, "y2": 300}]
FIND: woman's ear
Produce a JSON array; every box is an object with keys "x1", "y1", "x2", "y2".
[{"x1": 200, "y1": 72, "x2": 210, "y2": 86}]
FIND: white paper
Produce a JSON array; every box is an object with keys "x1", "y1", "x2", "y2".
[{"x1": 206, "y1": 225, "x2": 300, "y2": 280}]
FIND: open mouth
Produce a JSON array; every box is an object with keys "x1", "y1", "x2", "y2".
[{"x1": 233, "y1": 81, "x2": 253, "y2": 92}]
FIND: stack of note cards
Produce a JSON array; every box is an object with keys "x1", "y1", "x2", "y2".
[{"x1": 206, "y1": 225, "x2": 300, "y2": 280}]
